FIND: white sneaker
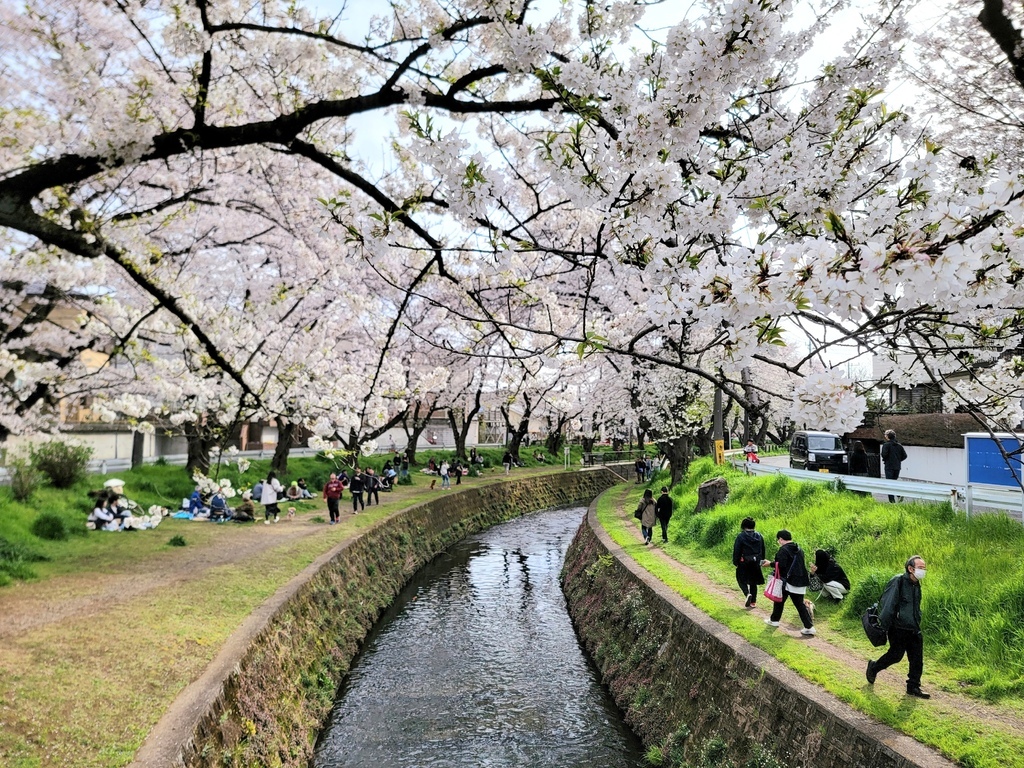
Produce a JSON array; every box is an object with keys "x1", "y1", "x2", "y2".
[
  {"x1": 763, "y1": 619, "x2": 780, "y2": 627},
  {"x1": 264, "y1": 520, "x2": 270, "y2": 525},
  {"x1": 801, "y1": 627, "x2": 817, "y2": 636}
]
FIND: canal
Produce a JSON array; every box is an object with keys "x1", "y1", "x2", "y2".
[{"x1": 313, "y1": 505, "x2": 646, "y2": 767}]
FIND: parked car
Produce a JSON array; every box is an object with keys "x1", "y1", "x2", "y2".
[{"x1": 789, "y1": 430, "x2": 849, "y2": 474}]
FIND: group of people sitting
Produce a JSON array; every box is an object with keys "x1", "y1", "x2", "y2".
[{"x1": 87, "y1": 480, "x2": 166, "y2": 531}]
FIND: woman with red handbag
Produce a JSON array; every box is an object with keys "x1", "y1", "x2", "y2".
[{"x1": 762, "y1": 530, "x2": 816, "y2": 636}]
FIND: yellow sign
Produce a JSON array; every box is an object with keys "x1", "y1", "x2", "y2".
[
  {"x1": 819, "y1": 468, "x2": 830, "y2": 473},
  {"x1": 714, "y1": 440, "x2": 725, "y2": 465}
]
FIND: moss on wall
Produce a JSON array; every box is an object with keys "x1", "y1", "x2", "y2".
[
  {"x1": 180, "y1": 470, "x2": 618, "y2": 768},
  {"x1": 561, "y1": 508, "x2": 953, "y2": 768}
]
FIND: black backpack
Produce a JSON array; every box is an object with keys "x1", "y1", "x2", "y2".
[{"x1": 861, "y1": 602, "x2": 888, "y2": 647}]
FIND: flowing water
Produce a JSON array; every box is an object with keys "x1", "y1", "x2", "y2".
[{"x1": 313, "y1": 505, "x2": 646, "y2": 768}]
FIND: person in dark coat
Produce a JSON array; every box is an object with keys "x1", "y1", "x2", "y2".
[
  {"x1": 881, "y1": 430, "x2": 908, "y2": 502},
  {"x1": 654, "y1": 486, "x2": 673, "y2": 543},
  {"x1": 867, "y1": 555, "x2": 930, "y2": 698},
  {"x1": 850, "y1": 441, "x2": 869, "y2": 476},
  {"x1": 811, "y1": 549, "x2": 851, "y2": 600},
  {"x1": 762, "y1": 530, "x2": 815, "y2": 634},
  {"x1": 349, "y1": 469, "x2": 365, "y2": 512},
  {"x1": 732, "y1": 517, "x2": 765, "y2": 608}
]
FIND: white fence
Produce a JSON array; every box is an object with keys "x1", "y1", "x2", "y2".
[{"x1": 732, "y1": 459, "x2": 1024, "y2": 519}]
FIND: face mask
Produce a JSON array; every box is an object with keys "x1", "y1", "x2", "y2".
[{"x1": 914, "y1": 568, "x2": 926, "y2": 581}]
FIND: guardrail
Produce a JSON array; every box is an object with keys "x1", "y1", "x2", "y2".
[
  {"x1": 731, "y1": 459, "x2": 1023, "y2": 518},
  {"x1": 0, "y1": 447, "x2": 324, "y2": 483}
]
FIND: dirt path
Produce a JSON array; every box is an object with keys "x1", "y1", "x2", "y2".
[
  {"x1": 609, "y1": 485, "x2": 1024, "y2": 741},
  {"x1": 0, "y1": 514, "x2": 330, "y2": 639}
]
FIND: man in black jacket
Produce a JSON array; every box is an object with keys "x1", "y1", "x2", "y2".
[
  {"x1": 881, "y1": 430, "x2": 908, "y2": 502},
  {"x1": 867, "y1": 555, "x2": 930, "y2": 698},
  {"x1": 655, "y1": 486, "x2": 673, "y2": 543}
]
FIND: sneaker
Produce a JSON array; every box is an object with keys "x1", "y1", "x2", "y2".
[
  {"x1": 744, "y1": 594, "x2": 755, "y2": 608},
  {"x1": 763, "y1": 619, "x2": 780, "y2": 627},
  {"x1": 264, "y1": 520, "x2": 270, "y2": 525},
  {"x1": 906, "y1": 687, "x2": 931, "y2": 699},
  {"x1": 274, "y1": 516, "x2": 279, "y2": 523},
  {"x1": 800, "y1": 627, "x2": 817, "y2": 636},
  {"x1": 866, "y1": 660, "x2": 877, "y2": 685}
]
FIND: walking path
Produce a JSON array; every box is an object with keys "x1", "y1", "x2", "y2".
[{"x1": 605, "y1": 484, "x2": 1024, "y2": 765}]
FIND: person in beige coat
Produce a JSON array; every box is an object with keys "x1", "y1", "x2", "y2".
[{"x1": 634, "y1": 489, "x2": 657, "y2": 545}]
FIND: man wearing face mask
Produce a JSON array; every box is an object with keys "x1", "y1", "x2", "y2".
[{"x1": 866, "y1": 555, "x2": 930, "y2": 698}]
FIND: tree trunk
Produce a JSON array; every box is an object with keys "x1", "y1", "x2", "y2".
[
  {"x1": 581, "y1": 435, "x2": 596, "y2": 452},
  {"x1": 664, "y1": 435, "x2": 691, "y2": 487},
  {"x1": 402, "y1": 399, "x2": 435, "y2": 466},
  {"x1": 501, "y1": 399, "x2": 531, "y2": 461},
  {"x1": 131, "y1": 430, "x2": 145, "y2": 469},
  {"x1": 446, "y1": 388, "x2": 482, "y2": 460},
  {"x1": 271, "y1": 418, "x2": 296, "y2": 475},
  {"x1": 185, "y1": 422, "x2": 214, "y2": 476}
]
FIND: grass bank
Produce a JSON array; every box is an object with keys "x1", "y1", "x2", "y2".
[{"x1": 598, "y1": 459, "x2": 1024, "y2": 768}]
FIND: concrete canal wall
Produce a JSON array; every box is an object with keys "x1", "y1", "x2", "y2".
[
  {"x1": 561, "y1": 500, "x2": 955, "y2": 768},
  {"x1": 129, "y1": 469, "x2": 619, "y2": 768}
]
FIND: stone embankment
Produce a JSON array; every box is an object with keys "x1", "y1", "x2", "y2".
[
  {"x1": 561, "y1": 499, "x2": 955, "y2": 768},
  {"x1": 129, "y1": 469, "x2": 619, "y2": 768}
]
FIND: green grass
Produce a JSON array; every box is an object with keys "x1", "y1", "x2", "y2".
[{"x1": 598, "y1": 460, "x2": 1024, "y2": 768}]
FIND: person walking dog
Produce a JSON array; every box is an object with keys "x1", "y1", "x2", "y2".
[{"x1": 866, "y1": 555, "x2": 931, "y2": 698}]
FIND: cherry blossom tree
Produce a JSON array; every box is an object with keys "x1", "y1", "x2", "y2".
[{"x1": 3, "y1": 0, "x2": 1024, "y2": 448}]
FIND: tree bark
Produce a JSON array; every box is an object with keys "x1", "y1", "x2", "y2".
[
  {"x1": 271, "y1": 418, "x2": 296, "y2": 475},
  {"x1": 663, "y1": 435, "x2": 692, "y2": 487},
  {"x1": 500, "y1": 394, "x2": 532, "y2": 460},
  {"x1": 131, "y1": 430, "x2": 145, "y2": 469},
  {"x1": 447, "y1": 388, "x2": 482, "y2": 460}
]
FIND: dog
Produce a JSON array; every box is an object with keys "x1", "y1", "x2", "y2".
[{"x1": 286, "y1": 507, "x2": 296, "y2": 520}]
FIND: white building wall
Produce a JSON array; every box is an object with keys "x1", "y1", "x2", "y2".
[{"x1": 897, "y1": 446, "x2": 964, "y2": 485}]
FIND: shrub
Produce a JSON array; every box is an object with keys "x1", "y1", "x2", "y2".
[
  {"x1": 0, "y1": 535, "x2": 48, "y2": 583},
  {"x1": 167, "y1": 535, "x2": 187, "y2": 547},
  {"x1": 396, "y1": 474, "x2": 413, "y2": 485},
  {"x1": 31, "y1": 440, "x2": 93, "y2": 488},
  {"x1": 9, "y1": 457, "x2": 41, "y2": 501},
  {"x1": 31, "y1": 512, "x2": 68, "y2": 541}
]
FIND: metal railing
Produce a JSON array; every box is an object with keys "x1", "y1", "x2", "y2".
[
  {"x1": 732, "y1": 459, "x2": 1023, "y2": 518},
  {"x1": 582, "y1": 451, "x2": 651, "y2": 466}
]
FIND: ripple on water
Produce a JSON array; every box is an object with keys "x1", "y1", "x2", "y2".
[{"x1": 314, "y1": 507, "x2": 645, "y2": 768}]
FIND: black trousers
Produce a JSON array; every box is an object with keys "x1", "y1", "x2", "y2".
[
  {"x1": 770, "y1": 589, "x2": 814, "y2": 628},
  {"x1": 366, "y1": 488, "x2": 379, "y2": 505},
  {"x1": 351, "y1": 491, "x2": 364, "y2": 511},
  {"x1": 885, "y1": 467, "x2": 900, "y2": 502},
  {"x1": 874, "y1": 628, "x2": 924, "y2": 688},
  {"x1": 657, "y1": 516, "x2": 670, "y2": 542},
  {"x1": 326, "y1": 497, "x2": 339, "y2": 522}
]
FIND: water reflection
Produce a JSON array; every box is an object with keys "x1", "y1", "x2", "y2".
[{"x1": 314, "y1": 506, "x2": 645, "y2": 768}]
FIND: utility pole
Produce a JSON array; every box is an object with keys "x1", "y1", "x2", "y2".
[{"x1": 713, "y1": 383, "x2": 724, "y2": 465}]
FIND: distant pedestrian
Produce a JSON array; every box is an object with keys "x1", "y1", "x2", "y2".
[
  {"x1": 440, "y1": 460, "x2": 451, "y2": 489},
  {"x1": 654, "y1": 486, "x2": 673, "y2": 543},
  {"x1": 850, "y1": 441, "x2": 869, "y2": 476},
  {"x1": 866, "y1": 555, "x2": 930, "y2": 698},
  {"x1": 323, "y1": 473, "x2": 344, "y2": 524},
  {"x1": 634, "y1": 489, "x2": 657, "y2": 545},
  {"x1": 881, "y1": 429, "x2": 907, "y2": 503},
  {"x1": 453, "y1": 460, "x2": 463, "y2": 485},
  {"x1": 349, "y1": 470, "x2": 365, "y2": 512},
  {"x1": 260, "y1": 472, "x2": 283, "y2": 524},
  {"x1": 503, "y1": 450, "x2": 513, "y2": 475},
  {"x1": 364, "y1": 468, "x2": 380, "y2": 505},
  {"x1": 762, "y1": 530, "x2": 815, "y2": 635},
  {"x1": 733, "y1": 517, "x2": 765, "y2": 608},
  {"x1": 634, "y1": 458, "x2": 644, "y2": 484}
]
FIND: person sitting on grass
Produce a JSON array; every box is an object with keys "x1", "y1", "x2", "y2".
[
  {"x1": 811, "y1": 549, "x2": 851, "y2": 600},
  {"x1": 88, "y1": 492, "x2": 117, "y2": 531},
  {"x1": 187, "y1": 486, "x2": 208, "y2": 517},
  {"x1": 296, "y1": 478, "x2": 315, "y2": 499},
  {"x1": 209, "y1": 492, "x2": 230, "y2": 521},
  {"x1": 232, "y1": 492, "x2": 256, "y2": 523}
]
